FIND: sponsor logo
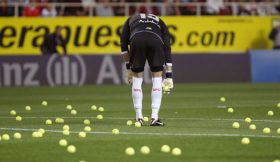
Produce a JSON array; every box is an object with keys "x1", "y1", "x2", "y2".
[{"x1": 46, "y1": 55, "x2": 86, "y2": 86}]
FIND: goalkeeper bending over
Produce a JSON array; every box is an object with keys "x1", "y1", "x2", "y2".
[{"x1": 120, "y1": 13, "x2": 173, "y2": 126}]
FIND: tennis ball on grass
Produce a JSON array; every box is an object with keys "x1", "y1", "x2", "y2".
[
  {"x1": 232, "y1": 122, "x2": 240, "y2": 129},
  {"x1": 96, "y1": 114, "x2": 103, "y2": 120},
  {"x1": 227, "y1": 108, "x2": 234, "y2": 113},
  {"x1": 2, "y1": 134, "x2": 10, "y2": 141},
  {"x1": 112, "y1": 129, "x2": 120, "y2": 135},
  {"x1": 263, "y1": 127, "x2": 271, "y2": 134},
  {"x1": 15, "y1": 116, "x2": 22, "y2": 121},
  {"x1": 135, "y1": 122, "x2": 141, "y2": 128},
  {"x1": 10, "y1": 110, "x2": 16, "y2": 116},
  {"x1": 245, "y1": 117, "x2": 251, "y2": 123},
  {"x1": 267, "y1": 110, "x2": 274, "y2": 116},
  {"x1": 67, "y1": 145, "x2": 76, "y2": 153},
  {"x1": 91, "y1": 105, "x2": 97, "y2": 111},
  {"x1": 38, "y1": 128, "x2": 45, "y2": 134},
  {"x1": 140, "y1": 146, "x2": 150, "y2": 155},
  {"x1": 171, "y1": 147, "x2": 182, "y2": 156},
  {"x1": 98, "y1": 107, "x2": 104, "y2": 112},
  {"x1": 41, "y1": 101, "x2": 48, "y2": 106},
  {"x1": 84, "y1": 126, "x2": 91, "y2": 132},
  {"x1": 70, "y1": 110, "x2": 77, "y2": 115},
  {"x1": 13, "y1": 132, "x2": 21, "y2": 139},
  {"x1": 249, "y1": 124, "x2": 256, "y2": 130},
  {"x1": 63, "y1": 125, "x2": 70, "y2": 131},
  {"x1": 45, "y1": 119, "x2": 52, "y2": 125},
  {"x1": 59, "y1": 139, "x2": 68, "y2": 146},
  {"x1": 32, "y1": 131, "x2": 42, "y2": 138},
  {"x1": 143, "y1": 117, "x2": 149, "y2": 122},
  {"x1": 63, "y1": 130, "x2": 70, "y2": 136},
  {"x1": 161, "y1": 145, "x2": 171, "y2": 153},
  {"x1": 125, "y1": 147, "x2": 135, "y2": 156},
  {"x1": 25, "y1": 106, "x2": 31, "y2": 111},
  {"x1": 277, "y1": 128, "x2": 280, "y2": 134},
  {"x1": 241, "y1": 137, "x2": 250, "y2": 144},
  {"x1": 78, "y1": 132, "x2": 86, "y2": 138},
  {"x1": 220, "y1": 97, "x2": 226, "y2": 102},
  {"x1": 66, "y1": 105, "x2": 72, "y2": 110},
  {"x1": 83, "y1": 119, "x2": 90, "y2": 125},
  {"x1": 126, "y1": 120, "x2": 133, "y2": 126}
]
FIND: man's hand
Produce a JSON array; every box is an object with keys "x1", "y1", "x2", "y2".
[
  {"x1": 126, "y1": 69, "x2": 133, "y2": 85},
  {"x1": 162, "y1": 78, "x2": 173, "y2": 94}
]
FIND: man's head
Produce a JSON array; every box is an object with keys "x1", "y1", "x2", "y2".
[{"x1": 55, "y1": 26, "x2": 62, "y2": 35}]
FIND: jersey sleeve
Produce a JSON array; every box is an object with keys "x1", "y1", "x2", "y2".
[
  {"x1": 120, "y1": 18, "x2": 130, "y2": 54},
  {"x1": 160, "y1": 19, "x2": 172, "y2": 64}
]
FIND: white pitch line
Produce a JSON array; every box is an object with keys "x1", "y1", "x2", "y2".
[
  {"x1": 0, "y1": 127, "x2": 280, "y2": 139},
  {"x1": 0, "y1": 116, "x2": 280, "y2": 123}
]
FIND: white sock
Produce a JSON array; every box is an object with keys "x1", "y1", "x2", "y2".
[
  {"x1": 132, "y1": 77, "x2": 143, "y2": 120},
  {"x1": 151, "y1": 77, "x2": 162, "y2": 120}
]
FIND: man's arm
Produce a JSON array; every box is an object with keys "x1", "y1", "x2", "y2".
[
  {"x1": 269, "y1": 28, "x2": 277, "y2": 40},
  {"x1": 59, "y1": 35, "x2": 67, "y2": 55},
  {"x1": 120, "y1": 18, "x2": 132, "y2": 84},
  {"x1": 160, "y1": 19, "x2": 173, "y2": 93},
  {"x1": 120, "y1": 18, "x2": 130, "y2": 56},
  {"x1": 161, "y1": 19, "x2": 172, "y2": 65}
]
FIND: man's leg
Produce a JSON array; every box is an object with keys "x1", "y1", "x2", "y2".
[
  {"x1": 150, "y1": 71, "x2": 164, "y2": 126},
  {"x1": 132, "y1": 72, "x2": 144, "y2": 124}
]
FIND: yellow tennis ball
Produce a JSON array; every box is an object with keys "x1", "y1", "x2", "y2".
[
  {"x1": 10, "y1": 110, "x2": 17, "y2": 116},
  {"x1": 161, "y1": 145, "x2": 171, "y2": 153},
  {"x1": 70, "y1": 110, "x2": 77, "y2": 115},
  {"x1": 83, "y1": 119, "x2": 91, "y2": 125},
  {"x1": 220, "y1": 97, "x2": 226, "y2": 102},
  {"x1": 126, "y1": 120, "x2": 133, "y2": 126},
  {"x1": 163, "y1": 86, "x2": 169, "y2": 92},
  {"x1": 63, "y1": 125, "x2": 70, "y2": 131},
  {"x1": 67, "y1": 145, "x2": 76, "y2": 153},
  {"x1": 98, "y1": 107, "x2": 105, "y2": 112},
  {"x1": 45, "y1": 119, "x2": 52, "y2": 125},
  {"x1": 241, "y1": 137, "x2": 250, "y2": 144},
  {"x1": 59, "y1": 139, "x2": 68, "y2": 146},
  {"x1": 63, "y1": 130, "x2": 70, "y2": 136},
  {"x1": 84, "y1": 126, "x2": 91, "y2": 132},
  {"x1": 171, "y1": 147, "x2": 182, "y2": 156},
  {"x1": 2, "y1": 134, "x2": 10, "y2": 141},
  {"x1": 143, "y1": 117, "x2": 149, "y2": 122},
  {"x1": 227, "y1": 108, "x2": 234, "y2": 113},
  {"x1": 112, "y1": 129, "x2": 120, "y2": 135},
  {"x1": 232, "y1": 122, "x2": 240, "y2": 129},
  {"x1": 96, "y1": 114, "x2": 103, "y2": 120},
  {"x1": 263, "y1": 127, "x2": 271, "y2": 134},
  {"x1": 78, "y1": 132, "x2": 86, "y2": 138},
  {"x1": 66, "y1": 105, "x2": 72, "y2": 110},
  {"x1": 140, "y1": 146, "x2": 150, "y2": 155},
  {"x1": 91, "y1": 105, "x2": 97, "y2": 111},
  {"x1": 134, "y1": 122, "x2": 141, "y2": 128},
  {"x1": 15, "y1": 116, "x2": 22, "y2": 121},
  {"x1": 267, "y1": 110, "x2": 274, "y2": 116},
  {"x1": 25, "y1": 105, "x2": 31, "y2": 111},
  {"x1": 38, "y1": 128, "x2": 45, "y2": 134},
  {"x1": 277, "y1": 128, "x2": 280, "y2": 134},
  {"x1": 41, "y1": 101, "x2": 48, "y2": 106},
  {"x1": 14, "y1": 132, "x2": 22, "y2": 139},
  {"x1": 249, "y1": 124, "x2": 256, "y2": 130},
  {"x1": 245, "y1": 117, "x2": 251, "y2": 123},
  {"x1": 125, "y1": 147, "x2": 135, "y2": 156}
]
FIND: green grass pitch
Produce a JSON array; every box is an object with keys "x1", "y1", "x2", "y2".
[{"x1": 0, "y1": 83, "x2": 280, "y2": 162}]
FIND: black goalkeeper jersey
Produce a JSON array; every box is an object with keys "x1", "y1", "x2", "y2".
[{"x1": 120, "y1": 13, "x2": 172, "y2": 64}]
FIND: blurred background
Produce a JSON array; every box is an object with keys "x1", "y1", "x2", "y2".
[{"x1": 0, "y1": 0, "x2": 280, "y2": 87}]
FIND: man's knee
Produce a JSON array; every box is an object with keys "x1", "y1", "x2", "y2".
[
  {"x1": 150, "y1": 66, "x2": 163, "y2": 72},
  {"x1": 131, "y1": 67, "x2": 144, "y2": 73}
]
